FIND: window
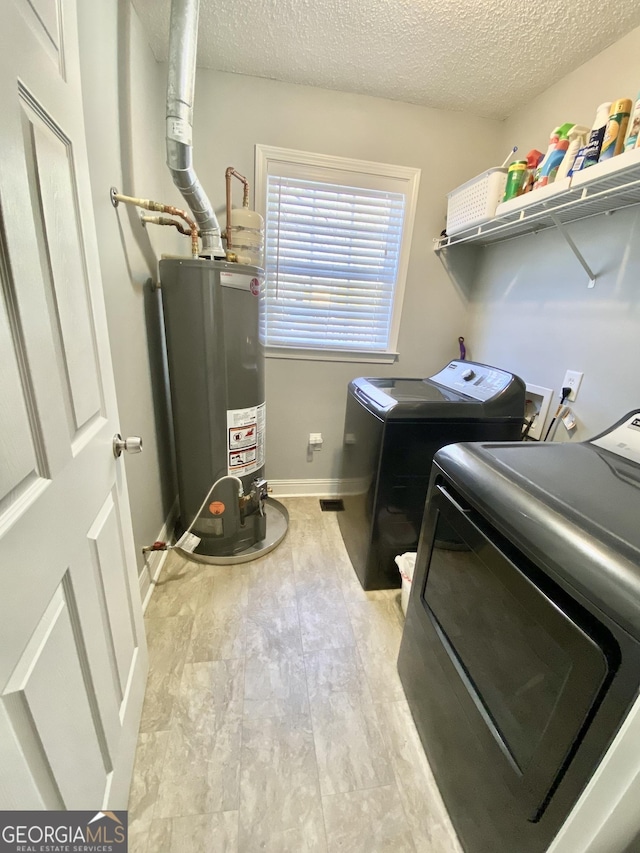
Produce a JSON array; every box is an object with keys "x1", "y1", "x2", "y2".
[{"x1": 255, "y1": 146, "x2": 421, "y2": 362}]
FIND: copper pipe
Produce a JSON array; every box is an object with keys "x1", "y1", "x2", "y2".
[
  {"x1": 141, "y1": 215, "x2": 192, "y2": 236},
  {"x1": 226, "y1": 167, "x2": 250, "y2": 207},
  {"x1": 111, "y1": 189, "x2": 199, "y2": 257},
  {"x1": 224, "y1": 167, "x2": 250, "y2": 254},
  {"x1": 160, "y1": 203, "x2": 199, "y2": 257}
]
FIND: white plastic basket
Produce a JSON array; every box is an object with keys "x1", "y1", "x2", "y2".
[
  {"x1": 446, "y1": 168, "x2": 508, "y2": 236},
  {"x1": 395, "y1": 552, "x2": 417, "y2": 616}
]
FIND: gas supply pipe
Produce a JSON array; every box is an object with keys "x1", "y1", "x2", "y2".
[
  {"x1": 110, "y1": 187, "x2": 200, "y2": 257},
  {"x1": 141, "y1": 215, "x2": 192, "y2": 237}
]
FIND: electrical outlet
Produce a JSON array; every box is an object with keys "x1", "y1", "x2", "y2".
[
  {"x1": 562, "y1": 370, "x2": 584, "y2": 402},
  {"x1": 309, "y1": 433, "x2": 323, "y2": 446}
]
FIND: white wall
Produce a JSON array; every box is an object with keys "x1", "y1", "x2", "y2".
[
  {"x1": 466, "y1": 26, "x2": 640, "y2": 441},
  {"x1": 78, "y1": 1, "x2": 181, "y2": 573},
  {"x1": 190, "y1": 71, "x2": 503, "y2": 482}
]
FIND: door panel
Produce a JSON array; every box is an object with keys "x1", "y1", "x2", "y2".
[
  {"x1": 3, "y1": 582, "x2": 109, "y2": 809},
  {"x1": 88, "y1": 493, "x2": 138, "y2": 703},
  {"x1": 0, "y1": 0, "x2": 147, "y2": 809},
  {"x1": 0, "y1": 271, "x2": 45, "y2": 502},
  {"x1": 25, "y1": 0, "x2": 61, "y2": 48},
  {"x1": 24, "y1": 103, "x2": 103, "y2": 434},
  {"x1": 0, "y1": 699, "x2": 61, "y2": 810},
  {"x1": 19, "y1": 0, "x2": 64, "y2": 72}
]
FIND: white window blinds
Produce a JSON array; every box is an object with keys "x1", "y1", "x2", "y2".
[
  {"x1": 255, "y1": 146, "x2": 421, "y2": 361},
  {"x1": 263, "y1": 176, "x2": 405, "y2": 352}
]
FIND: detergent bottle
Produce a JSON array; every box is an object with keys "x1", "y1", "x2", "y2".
[
  {"x1": 502, "y1": 161, "x2": 528, "y2": 202},
  {"x1": 599, "y1": 99, "x2": 633, "y2": 161},
  {"x1": 570, "y1": 102, "x2": 612, "y2": 174},
  {"x1": 534, "y1": 123, "x2": 575, "y2": 189},
  {"x1": 555, "y1": 125, "x2": 590, "y2": 181},
  {"x1": 625, "y1": 90, "x2": 640, "y2": 150}
]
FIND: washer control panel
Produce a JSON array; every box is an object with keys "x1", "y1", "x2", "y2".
[
  {"x1": 592, "y1": 412, "x2": 640, "y2": 465},
  {"x1": 430, "y1": 360, "x2": 513, "y2": 402}
]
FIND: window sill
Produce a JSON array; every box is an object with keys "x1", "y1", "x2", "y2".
[{"x1": 265, "y1": 347, "x2": 399, "y2": 364}]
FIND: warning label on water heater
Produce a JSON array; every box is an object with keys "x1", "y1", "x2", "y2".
[{"x1": 227, "y1": 402, "x2": 265, "y2": 476}]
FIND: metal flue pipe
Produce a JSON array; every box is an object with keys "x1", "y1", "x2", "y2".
[{"x1": 166, "y1": 0, "x2": 224, "y2": 258}]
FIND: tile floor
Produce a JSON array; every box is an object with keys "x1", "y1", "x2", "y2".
[{"x1": 128, "y1": 497, "x2": 462, "y2": 853}]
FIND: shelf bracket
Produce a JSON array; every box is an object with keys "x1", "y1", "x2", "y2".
[{"x1": 548, "y1": 213, "x2": 596, "y2": 288}]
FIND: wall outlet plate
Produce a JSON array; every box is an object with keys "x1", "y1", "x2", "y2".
[
  {"x1": 562, "y1": 370, "x2": 583, "y2": 402},
  {"x1": 525, "y1": 384, "x2": 554, "y2": 441}
]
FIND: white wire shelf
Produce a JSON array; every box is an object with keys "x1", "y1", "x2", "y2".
[{"x1": 434, "y1": 147, "x2": 640, "y2": 253}]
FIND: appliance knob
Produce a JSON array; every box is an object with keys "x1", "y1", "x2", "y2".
[
  {"x1": 113, "y1": 434, "x2": 143, "y2": 458},
  {"x1": 462, "y1": 369, "x2": 476, "y2": 381}
]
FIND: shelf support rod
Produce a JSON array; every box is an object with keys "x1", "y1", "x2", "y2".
[{"x1": 548, "y1": 212, "x2": 596, "y2": 288}]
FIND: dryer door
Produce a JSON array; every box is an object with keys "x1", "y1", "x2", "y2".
[{"x1": 421, "y1": 482, "x2": 612, "y2": 820}]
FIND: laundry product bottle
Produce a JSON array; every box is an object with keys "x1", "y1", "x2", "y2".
[
  {"x1": 521, "y1": 149, "x2": 543, "y2": 194},
  {"x1": 555, "y1": 125, "x2": 590, "y2": 181},
  {"x1": 534, "y1": 123, "x2": 574, "y2": 189},
  {"x1": 624, "y1": 91, "x2": 640, "y2": 150},
  {"x1": 600, "y1": 99, "x2": 633, "y2": 161},
  {"x1": 502, "y1": 161, "x2": 528, "y2": 201},
  {"x1": 570, "y1": 102, "x2": 612, "y2": 174}
]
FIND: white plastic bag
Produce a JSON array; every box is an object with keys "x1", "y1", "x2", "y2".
[{"x1": 395, "y1": 552, "x2": 417, "y2": 616}]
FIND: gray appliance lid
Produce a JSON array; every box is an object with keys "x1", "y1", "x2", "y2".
[
  {"x1": 434, "y1": 411, "x2": 640, "y2": 636},
  {"x1": 350, "y1": 360, "x2": 525, "y2": 420},
  {"x1": 480, "y1": 442, "x2": 640, "y2": 551},
  {"x1": 361, "y1": 377, "x2": 470, "y2": 404}
]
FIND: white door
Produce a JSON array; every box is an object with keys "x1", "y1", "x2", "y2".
[{"x1": 0, "y1": 0, "x2": 148, "y2": 810}]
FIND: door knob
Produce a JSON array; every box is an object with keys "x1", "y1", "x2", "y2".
[{"x1": 113, "y1": 434, "x2": 143, "y2": 458}]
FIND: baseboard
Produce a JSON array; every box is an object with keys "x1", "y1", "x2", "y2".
[
  {"x1": 139, "y1": 497, "x2": 179, "y2": 612},
  {"x1": 268, "y1": 478, "x2": 362, "y2": 497}
]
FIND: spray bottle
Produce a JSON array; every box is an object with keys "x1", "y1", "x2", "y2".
[
  {"x1": 521, "y1": 149, "x2": 543, "y2": 194},
  {"x1": 570, "y1": 102, "x2": 612, "y2": 174},
  {"x1": 555, "y1": 125, "x2": 590, "y2": 181},
  {"x1": 534, "y1": 123, "x2": 574, "y2": 189}
]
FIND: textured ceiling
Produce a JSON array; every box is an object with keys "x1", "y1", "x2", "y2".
[{"x1": 131, "y1": 0, "x2": 640, "y2": 120}]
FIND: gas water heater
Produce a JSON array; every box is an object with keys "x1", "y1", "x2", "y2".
[
  {"x1": 160, "y1": 257, "x2": 287, "y2": 562},
  {"x1": 112, "y1": 0, "x2": 288, "y2": 561}
]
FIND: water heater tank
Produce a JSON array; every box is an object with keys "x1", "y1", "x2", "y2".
[{"x1": 160, "y1": 257, "x2": 286, "y2": 561}]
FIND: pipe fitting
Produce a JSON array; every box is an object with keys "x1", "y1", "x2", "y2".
[
  {"x1": 110, "y1": 188, "x2": 200, "y2": 257},
  {"x1": 225, "y1": 167, "x2": 251, "y2": 252}
]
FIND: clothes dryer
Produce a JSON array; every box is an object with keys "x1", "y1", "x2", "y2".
[{"x1": 398, "y1": 411, "x2": 640, "y2": 853}]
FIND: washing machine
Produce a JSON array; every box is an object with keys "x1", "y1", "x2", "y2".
[
  {"x1": 337, "y1": 359, "x2": 525, "y2": 590},
  {"x1": 397, "y1": 411, "x2": 640, "y2": 853}
]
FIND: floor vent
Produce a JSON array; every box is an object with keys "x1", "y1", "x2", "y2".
[{"x1": 319, "y1": 499, "x2": 345, "y2": 512}]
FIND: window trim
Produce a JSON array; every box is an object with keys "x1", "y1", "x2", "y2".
[
  {"x1": 266, "y1": 346, "x2": 398, "y2": 365},
  {"x1": 254, "y1": 145, "x2": 421, "y2": 361}
]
